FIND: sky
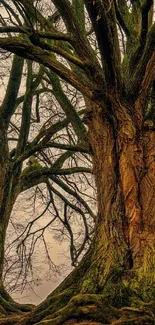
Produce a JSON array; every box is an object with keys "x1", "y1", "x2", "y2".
[{"x1": 6, "y1": 190, "x2": 72, "y2": 305}]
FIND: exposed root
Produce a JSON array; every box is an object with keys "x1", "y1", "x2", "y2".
[
  {"x1": 64, "y1": 319, "x2": 104, "y2": 325},
  {"x1": 0, "y1": 263, "x2": 154, "y2": 325},
  {"x1": 0, "y1": 287, "x2": 34, "y2": 325},
  {"x1": 0, "y1": 286, "x2": 34, "y2": 313},
  {"x1": 19, "y1": 293, "x2": 118, "y2": 325},
  {"x1": 35, "y1": 294, "x2": 155, "y2": 325},
  {"x1": 0, "y1": 296, "x2": 34, "y2": 314},
  {"x1": 111, "y1": 316, "x2": 154, "y2": 324},
  {"x1": 0, "y1": 292, "x2": 154, "y2": 325},
  {"x1": 0, "y1": 315, "x2": 25, "y2": 325},
  {"x1": 16, "y1": 288, "x2": 74, "y2": 325}
]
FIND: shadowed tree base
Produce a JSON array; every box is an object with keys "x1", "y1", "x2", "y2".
[
  {"x1": 0, "y1": 286, "x2": 34, "y2": 315},
  {"x1": 0, "y1": 292, "x2": 154, "y2": 325},
  {"x1": 0, "y1": 251, "x2": 154, "y2": 325}
]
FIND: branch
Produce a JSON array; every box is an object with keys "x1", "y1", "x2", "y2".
[
  {"x1": 10, "y1": 201, "x2": 52, "y2": 247},
  {"x1": 45, "y1": 69, "x2": 87, "y2": 142},
  {"x1": 11, "y1": 140, "x2": 91, "y2": 170},
  {"x1": 31, "y1": 118, "x2": 70, "y2": 147},
  {"x1": 20, "y1": 166, "x2": 92, "y2": 192},
  {"x1": 0, "y1": 37, "x2": 96, "y2": 100},
  {"x1": 13, "y1": 64, "x2": 44, "y2": 162},
  {"x1": 20, "y1": 168, "x2": 95, "y2": 220},
  {"x1": 72, "y1": 0, "x2": 85, "y2": 33},
  {"x1": 144, "y1": 80, "x2": 155, "y2": 120},
  {"x1": 47, "y1": 181, "x2": 90, "y2": 265},
  {"x1": 52, "y1": 0, "x2": 87, "y2": 53},
  {"x1": 0, "y1": 26, "x2": 28, "y2": 34},
  {"x1": 140, "y1": 0, "x2": 153, "y2": 45},
  {"x1": 0, "y1": 26, "x2": 73, "y2": 42},
  {"x1": 11, "y1": 117, "x2": 71, "y2": 166},
  {"x1": 0, "y1": 55, "x2": 24, "y2": 124},
  {"x1": 49, "y1": 175, "x2": 95, "y2": 220},
  {"x1": 43, "y1": 142, "x2": 91, "y2": 154},
  {"x1": 114, "y1": 0, "x2": 130, "y2": 37},
  {"x1": 129, "y1": 0, "x2": 154, "y2": 69},
  {"x1": 15, "y1": 61, "x2": 33, "y2": 157},
  {"x1": 33, "y1": 31, "x2": 72, "y2": 42},
  {"x1": 128, "y1": 23, "x2": 155, "y2": 100},
  {"x1": 0, "y1": 0, "x2": 23, "y2": 26},
  {"x1": 1, "y1": 0, "x2": 107, "y2": 101},
  {"x1": 23, "y1": 166, "x2": 91, "y2": 177},
  {"x1": 84, "y1": 0, "x2": 122, "y2": 90},
  {"x1": 29, "y1": 35, "x2": 85, "y2": 69},
  {"x1": 52, "y1": 0, "x2": 106, "y2": 95},
  {"x1": 15, "y1": 87, "x2": 50, "y2": 107}
]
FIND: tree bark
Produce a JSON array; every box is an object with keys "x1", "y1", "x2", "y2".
[
  {"x1": 5, "y1": 99, "x2": 154, "y2": 325},
  {"x1": 0, "y1": 1, "x2": 154, "y2": 323}
]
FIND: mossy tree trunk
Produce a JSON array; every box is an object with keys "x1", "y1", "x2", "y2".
[
  {"x1": 0, "y1": 128, "x2": 27, "y2": 313},
  {"x1": 0, "y1": 55, "x2": 24, "y2": 289},
  {"x1": 0, "y1": 0, "x2": 155, "y2": 324},
  {"x1": 82, "y1": 96, "x2": 155, "y2": 297},
  {"x1": 6, "y1": 96, "x2": 154, "y2": 325}
]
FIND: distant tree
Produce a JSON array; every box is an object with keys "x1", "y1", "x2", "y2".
[{"x1": 0, "y1": 1, "x2": 154, "y2": 324}]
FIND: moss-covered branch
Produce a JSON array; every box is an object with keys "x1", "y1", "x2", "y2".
[
  {"x1": 15, "y1": 61, "x2": 33, "y2": 157},
  {"x1": 0, "y1": 37, "x2": 97, "y2": 100},
  {"x1": 0, "y1": 26, "x2": 72, "y2": 42},
  {"x1": 45, "y1": 69, "x2": 87, "y2": 142},
  {"x1": 127, "y1": 24, "x2": 155, "y2": 99},
  {"x1": 85, "y1": 0, "x2": 122, "y2": 89},
  {"x1": 114, "y1": 0, "x2": 131, "y2": 37},
  {"x1": 20, "y1": 165, "x2": 91, "y2": 192},
  {"x1": 0, "y1": 55, "x2": 24, "y2": 125}
]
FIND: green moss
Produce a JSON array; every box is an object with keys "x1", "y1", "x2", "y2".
[
  {"x1": 22, "y1": 164, "x2": 41, "y2": 176},
  {"x1": 102, "y1": 281, "x2": 130, "y2": 308},
  {"x1": 26, "y1": 289, "x2": 73, "y2": 324},
  {"x1": 81, "y1": 279, "x2": 96, "y2": 293},
  {"x1": 72, "y1": 0, "x2": 85, "y2": 32}
]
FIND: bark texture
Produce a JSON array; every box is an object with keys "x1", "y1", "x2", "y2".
[
  {"x1": 0, "y1": 0, "x2": 154, "y2": 324},
  {"x1": 0, "y1": 99, "x2": 154, "y2": 325}
]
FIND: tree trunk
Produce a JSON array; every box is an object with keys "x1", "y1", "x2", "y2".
[
  {"x1": 0, "y1": 139, "x2": 34, "y2": 315},
  {"x1": 5, "y1": 100, "x2": 154, "y2": 325},
  {"x1": 0, "y1": 168, "x2": 34, "y2": 316}
]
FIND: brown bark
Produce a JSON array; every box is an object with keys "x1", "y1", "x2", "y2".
[
  {"x1": 0, "y1": 1, "x2": 154, "y2": 323},
  {"x1": 0, "y1": 102, "x2": 155, "y2": 324},
  {"x1": 5, "y1": 97, "x2": 154, "y2": 325}
]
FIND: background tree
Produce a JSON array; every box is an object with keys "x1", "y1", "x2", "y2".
[{"x1": 0, "y1": 0, "x2": 154, "y2": 324}]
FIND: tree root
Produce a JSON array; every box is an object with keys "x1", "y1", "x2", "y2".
[
  {"x1": 0, "y1": 275, "x2": 154, "y2": 325},
  {"x1": 16, "y1": 288, "x2": 74, "y2": 325},
  {"x1": 23, "y1": 293, "x2": 155, "y2": 325},
  {"x1": 0, "y1": 292, "x2": 154, "y2": 325},
  {"x1": 0, "y1": 293, "x2": 115, "y2": 325},
  {"x1": 114, "y1": 306, "x2": 155, "y2": 324},
  {"x1": 0, "y1": 286, "x2": 34, "y2": 321},
  {"x1": 0, "y1": 315, "x2": 25, "y2": 325},
  {"x1": 0, "y1": 296, "x2": 34, "y2": 314}
]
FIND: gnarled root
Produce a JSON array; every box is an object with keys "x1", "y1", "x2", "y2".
[
  {"x1": 0, "y1": 292, "x2": 154, "y2": 325},
  {"x1": 13, "y1": 293, "x2": 155, "y2": 325},
  {"x1": 0, "y1": 286, "x2": 34, "y2": 325}
]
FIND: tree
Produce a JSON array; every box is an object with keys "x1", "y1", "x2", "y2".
[{"x1": 0, "y1": 0, "x2": 154, "y2": 324}]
